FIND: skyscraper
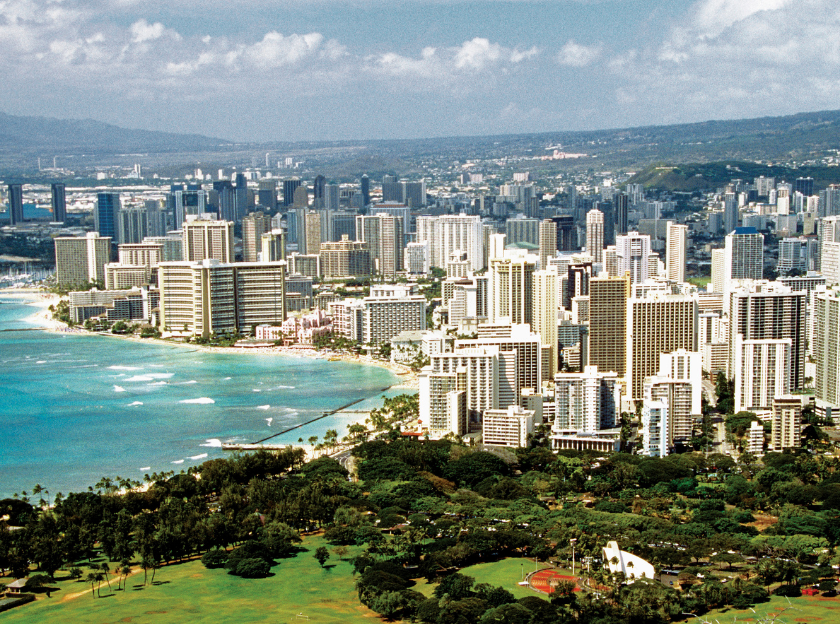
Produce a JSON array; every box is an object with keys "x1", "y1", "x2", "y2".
[
  {"x1": 626, "y1": 290, "x2": 698, "y2": 400},
  {"x1": 666, "y1": 222, "x2": 687, "y2": 284},
  {"x1": 54, "y1": 232, "x2": 111, "y2": 288},
  {"x1": 182, "y1": 220, "x2": 234, "y2": 263},
  {"x1": 51, "y1": 183, "x2": 66, "y2": 224},
  {"x1": 533, "y1": 269, "x2": 559, "y2": 379},
  {"x1": 615, "y1": 231, "x2": 651, "y2": 284},
  {"x1": 727, "y1": 281, "x2": 807, "y2": 400},
  {"x1": 488, "y1": 255, "x2": 536, "y2": 326},
  {"x1": 361, "y1": 174, "x2": 371, "y2": 207},
  {"x1": 356, "y1": 214, "x2": 404, "y2": 279},
  {"x1": 724, "y1": 192, "x2": 738, "y2": 234},
  {"x1": 723, "y1": 227, "x2": 764, "y2": 295},
  {"x1": 808, "y1": 286, "x2": 840, "y2": 417},
  {"x1": 6, "y1": 184, "x2": 23, "y2": 225},
  {"x1": 95, "y1": 192, "x2": 120, "y2": 240},
  {"x1": 312, "y1": 175, "x2": 326, "y2": 208},
  {"x1": 588, "y1": 274, "x2": 630, "y2": 376},
  {"x1": 614, "y1": 192, "x2": 628, "y2": 235},
  {"x1": 234, "y1": 173, "x2": 249, "y2": 221},
  {"x1": 242, "y1": 212, "x2": 273, "y2": 262},
  {"x1": 257, "y1": 180, "x2": 277, "y2": 212},
  {"x1": 283, "y1": 179, "x2": 302, "y2": 207},
  {"x1": 586, "y1": 209, "x2": 604, "y2": 263},
  {"x1": 538, "y1": 219, "x2": 557, "y2": 271}
]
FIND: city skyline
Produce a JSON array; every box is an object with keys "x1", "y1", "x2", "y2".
[{"x1": 1, "y1": 0, "x2": 836, "y2": 142}]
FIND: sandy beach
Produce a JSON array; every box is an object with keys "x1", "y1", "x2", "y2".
[{"x1": 1, "y1": 286, "x2": 419, "y2": 392}]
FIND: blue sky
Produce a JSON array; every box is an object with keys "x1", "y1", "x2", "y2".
[{"x1": 0, "y1": 0, "x2": 836, "y2": 142}]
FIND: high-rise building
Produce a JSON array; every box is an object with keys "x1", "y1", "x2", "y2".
[
  {"x1": 723, "y1": 227, "x2": 764, "y2": 295},
  {"x1": 728, "y1": 281, "x2": 807, "y2": 401},
  {"x1": 549, "y1": 215, "x2": 576, "y2": 251},
  {"x1": 312, "y1": 175, "x2": 326, "y2": 208},
  {"x1": 771, "y1": 397, "x2": 801, "y2": 450},
  {"x1": 538, "y1": 219, "x2": 556, "y2": 271},
  {"x1": 361, "y1": 175, "x2": 371, "y2": 207},
  {"x1": 642, "y1": 398, "x2": 669, "y2": 458},
  {"x1": 356, "y1": 214, "x2": 404, "y2": 279},
  {"x1": 819, "y1": 184, "x2": 840, "y2": 217},
  {"x1": 615, "y1": 231, "x2": 651, "y2": 284},
  {"x1": 724, "y1": 191, "x2": 739, "y2": 234},
  {"x1": 320, "y1": 236, "x2": 371, "y2": 279},
  {"x1": 214, "y1": 180, "x2": 236, "y2": 222},
  {"x1": 488, "y1": 254, "x2": 536, "y2": 325},
  {"x1": 234, "y1": 173, "x2": 249, "y2": 221},
  {"x1": 614, "y1": 192, "x2": 628, "y2": 235},
  {"x1": 6, "y1": 184, "x2": 23, "y2": 225},
  {"x1": 324, "y1": 184, "x2": 340, "y2": 211},
  {"x1": 626, "y1": 290, "x2": 698, "y2": 400},
  {"x1": 304, "y1": 211, "x2": 322, "y2": 256},
  {"x1": 586, "y1": 209, "x2": 604, "y2": 264},
  {"x1": 95, "y1": 192, "x2": 120, "y2": 240},
  {"x1": 182, "y1": 220, "x2": 234, "y2": 263},
  {"x1": 506, "y1": 216, "x2": 539, "y2": 246},
  {"x1": 416, "y1": 214, "x2": 485, "y2": 272},
  {"x1": 283, "y1": 179, "x2": 302, "y2": 207},
  {"x1": 51, "y1": 183, "x2": 66, "y2": 224},
  {"x1": 588, "y1": 274, "x2": 631, "y2": 377},
  {"x1": 812, "y1": 286, "x2": 840, "y2": 418},
  {"x1": 257, "y1": 180, "x2": 277, "y2": 212},
  {"x1": 243, "y1": 212, "x2": 273, "y2": 262},
  {"x1": 533, "y1": 269, "x2": 559, "y2": 380},
  {"x1": 666, "y1": 222, "x2": 687, "y2": 284},
  {"x1": 554, "y1": 365, "x2": 620, "y2": 433},
  {"x1": 261, "y1": 229, "x2": 286, "y2": 262},
  {"x1": 795, "y1": 177, "x2": 814, "y2": 197},
  {"x1": 54, "y1": 232, "x2": 111, "y2": 288},
  {"x1": 158, "y1": 260, "x2": 286, "y2": 336},
  {"x1": 115, "y1": 207, "x2": 148, "y2": 244}
]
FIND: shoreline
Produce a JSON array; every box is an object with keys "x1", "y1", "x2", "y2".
[{"x1": 0, "y1": 287, "x2": 419, "y2": 391}]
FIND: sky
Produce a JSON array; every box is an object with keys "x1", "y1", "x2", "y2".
[{"x1": 1, "y1": 0, "x2": 839, "y2": 142}]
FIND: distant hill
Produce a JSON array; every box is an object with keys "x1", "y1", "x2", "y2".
[
  {"x1": 0, "y1": 111, "x2": 232, "y2": 155},
  {"x1": 627, "y1": 160, "x2": 840, "y2": 192}
]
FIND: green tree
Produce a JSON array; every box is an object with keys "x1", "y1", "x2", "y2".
[
  {"x1": 314, "y1": 546, "x2": 330, "y2": 567},
  {"x1": 85, "y1": 571, "x2": 99, "y2": 599}
]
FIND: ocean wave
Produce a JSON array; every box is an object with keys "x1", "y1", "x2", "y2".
[
  {"x1": 36, "y1": 360, "x2": 46, "y2": 364},
  {"x1": 145, "y1": 373, "x2": 174, "y2": 379},
  {"x1": 128, "y1": 401, "x2": 143, "y2": 406},
  {"x1": 200, "y1": 438, "x2": 223, "y2": 448},
  {"x1": 223, "y1": 377, "x2": 232, "y2": 380},
  {"x1": 109, "y1": 365, "x2": 143, "y2": 370},
  {"x1": 179, "y1": 380, "x2": 198, "y2": 385},
  {"x1": 266, "y1": 418, "x2": 273, "y2": 426},
  {"x1": 140, "y1": 467, "x2": 150, "y2": 471},
  {"x1": 256, "y1": 404, "x2": 270, "y2": 410},
  {"x1": 253, "y1": 389, "x2": 261, "y2": 392},
  {"x1": 124, "y1": 375, "x2": 154, "y2": 382},
  {"x1": 180, "y1": 397, "x2": 215, "y2": 404},
  {"x1": 284, "y1": 412, "x2": 299, "y2": 417},
  {"x1": 113, "y1": 385, "x2": 126, "y2": 392},
  {"x1": 188, "y1": 453, "x2": 208, "y2": 460},
  {"x1": 276, "y1": 385, "x2": 296, "y2": 389},
  {"x1": 149, "y1": 381, "x2": 167, "y2": 386},
  {"x1": 171, "y1": 459, "x2": 184, "y2": 464}
]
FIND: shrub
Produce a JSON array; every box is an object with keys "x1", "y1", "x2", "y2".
[
  {"x1": 201, "y1": 549, "x2": 228, "y2": 569},
  {"x1": 234, "y1": 557, "x2": 271, "y2": 578}
]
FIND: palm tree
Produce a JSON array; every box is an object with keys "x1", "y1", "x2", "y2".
[
  {"x1": 140, "y1": 558, "x2": 152, "y2": 586},
  {"x1": 85, "y1": 572, "x2": 98, "y2": 599},
  {"x1": 32, "y1": 484, "x2": 44, "y2": 507},
  {"x1": 100, "y1": 562, "x2": 111, "y2": 591},
  {"x1": 119, "y1": 564, "x2": 132, "y2": 590}
]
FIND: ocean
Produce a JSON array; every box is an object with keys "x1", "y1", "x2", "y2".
[{"x1": 0, "y1": 298, "x2": 411, "y2": 498}]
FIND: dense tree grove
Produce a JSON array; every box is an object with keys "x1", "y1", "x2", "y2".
[{"x1": 3, "y1": 398, "x2": 840, "y2": 622}]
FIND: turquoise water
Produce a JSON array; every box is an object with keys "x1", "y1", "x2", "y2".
[{"x1": 0, "y1": 298, "x2": 406, "y2": 498}]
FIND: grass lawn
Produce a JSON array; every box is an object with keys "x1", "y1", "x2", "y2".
[
  {"x1": 687, "y1": 276, "x2": 711, "y2": 288},
  {"x1": 411, "y1": 558, "x2": 567, "y2": 601},
  {"x1": 1, "y1": 535, "x2": 379, "y2": 624},
  {"x1": 677, "y1": 593, "x2": 840, "y2": 624}
]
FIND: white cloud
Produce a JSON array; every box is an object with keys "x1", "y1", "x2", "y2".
[
  {"x1": 129, "y1": 19, "x2": 165, "y2": 43},
  {"x1": 243, "y1": 31, "x2": 325, "y2": 69},
  {"x1": 556, "y1": 40, "x2": 601, "y2": 67}
]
